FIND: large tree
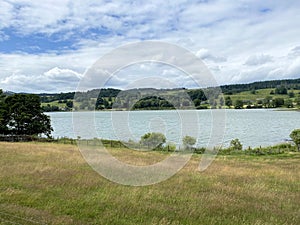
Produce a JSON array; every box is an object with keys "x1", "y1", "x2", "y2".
[
  {"x1": 0, "y1": 90, "x2": 8, "y2": 134},
  {"x1": 5, "y1": 94, "x2": 53, "y2": 137}
]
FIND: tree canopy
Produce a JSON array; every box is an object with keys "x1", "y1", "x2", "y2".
[{"x1": 0, "y1": 91, "x2": 53, "y2": 137}]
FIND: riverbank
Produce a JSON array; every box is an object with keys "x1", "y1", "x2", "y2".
[
  {"x1": 1, "y1": 136, "x2": 297, "y2": 155},
  {"x1": 0, "y1": 142, "x2": 299, "y2": 224}
]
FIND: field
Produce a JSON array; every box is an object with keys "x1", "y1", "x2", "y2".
[
  {"x1": 223, "y1": 88, "x2": 292, "y2": 103},
  {"x1": 0, "y1": 142, "x2": 299, "y2": 224}
]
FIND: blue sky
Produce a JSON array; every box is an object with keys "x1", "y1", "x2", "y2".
[{"x1": 0, "y1": 0, "x2": 300, "y2": 93}]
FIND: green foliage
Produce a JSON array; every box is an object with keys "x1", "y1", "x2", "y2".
[
  {"x1": 219, "y1": 96, "x2": 224, "y2": 106},
  {"x1": 273, "y1": 98, "x2": 284, "y2": 107},
  {"x1": 275, "y1": 85, "x2": 288, "y2": 95},
  {"x1": 187, "y1": 89, "x2": 207, "y2": 102},
  {"x1": 288, "y1": 91, "x2": 295, "y2": 98},
  {"x1": 182, "y1": 135, "x2": 196, "y2": 149},
  {"x1": 296, "y1": 97, "x2": 300, "y2": 108},
  {"x1": 163, "y1": 142, "x2": 176, "y2": 152},
  {"x1": 0, "y1": 90, "x2": 8, "y2": 134},
  {"x1": 285, "y1": 99, "x2": 293, "y2": 108},
  {"x1": 42, "y1": 104, "x2": 60, "y2": 112},
  {"x1": 133, "y1": 96, "x2": 175, "y2": 110},
  {"x1": 234, "y1": 99, "x2": 243, "y2": 109},
  {"x1": 290, "y1": 129, "x2": 300, "y2": 151},
  {"x1": 140, "y1": 132, "x2": 166, "y2": 149},
  {"x1": 221, "y1": 78, "x2": 300, "y2": 94},
  {"x1": 66, "y1": 100, "x2": 73, "y2": 108},
  {"x1": 194, "y1": 147, "x2": 206, "y2": 154},
  {"x1": 245, "y1": 143, "x2": 294, "y2": 155},
  {"x1": 230, "y1": 139, "x2": 243, "y2": 151},
  {"x1": 263, "y1": 96, "x2": 273, "y2": 108},
  {"x1": 225, "y1": 96, "x2": 232, "y2": 107},
  {"x1": 193, "y1": 99, "x2": 201, "y2": 107},
  {"x1": 4, "y1": 94, "x2": 53, "y2": 137}
]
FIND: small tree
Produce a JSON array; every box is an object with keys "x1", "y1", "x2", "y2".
[
  {"x1": 234, "y1": 100, "x2": 244, "y2": 109},
  {"x1": 273, "y1": 98, "x2": 284, "y2": 107},
  {"x1": 285, "y1": 99, "x2": 293, "y2": 108},
  {"x1": 219, "y1": 97, "x2": 224, "y2": 107},
  {"x1": 288, "y1": 91, "x2": 295, "y2": 98},
  {"x1": 290, "y1": 129, "x2": 300, "y2": 151},
  {"x1": 225, "y1": 96, "x2": 232, "y2": 108},
  {"x1": 275, "y1": 86, "x2": 287, "y2": 95},
  {"x1": 182, "y1": 135, "x2": 196, "y2": 150},
  {"x1": 296, "y1": 97, "x2": 300, "y2": 108},
  {"x1": 230, "y1": 139, "x2": 242, "y2": 151},
  {"x1": 66, "y1": 100, "x2": 73, "y2": 108},
  {"x1": 140, "y1": 132, "x2": 166, "y2": 150}
]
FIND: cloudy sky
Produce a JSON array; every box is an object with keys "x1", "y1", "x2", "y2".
[{"x1": 0, "y1": 0, "x2": 300, "y2": 93}]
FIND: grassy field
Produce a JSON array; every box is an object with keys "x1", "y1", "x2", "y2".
[
  {"x1": 224, "y1": 88, "x2": 293, "y2": 103},
  {"x1": 0, "y1": 142, "x2": 299, "y2": 224}
]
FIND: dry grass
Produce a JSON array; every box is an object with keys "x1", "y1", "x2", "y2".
[{"x1": 0, "y1": 142, "x2": 299, "y2": 224}]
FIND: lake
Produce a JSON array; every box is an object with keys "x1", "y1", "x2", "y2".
[{"x1": 47, "y1": 109, "x2": 300, "y2": 148}]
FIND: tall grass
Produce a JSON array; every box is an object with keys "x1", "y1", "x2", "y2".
[{"x1": 0, "y1": 142, "x2": 299, "y2": 224}]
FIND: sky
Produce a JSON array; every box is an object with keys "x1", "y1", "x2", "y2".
[{"x1": 0, "y1": 0, "x2": 300, "y2": 93}]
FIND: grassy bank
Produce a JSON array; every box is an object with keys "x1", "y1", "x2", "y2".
[{"x1": 0, "y1": 142, "x2": 299, "y2": 224}]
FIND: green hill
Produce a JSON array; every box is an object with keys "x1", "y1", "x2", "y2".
[{"x1": 35, "y1": 78, "x2": 300, "y2": 111}]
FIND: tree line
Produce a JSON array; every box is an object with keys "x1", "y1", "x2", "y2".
[{"x1": 220, "y1": 78, "x2": 300, "y2": 94}]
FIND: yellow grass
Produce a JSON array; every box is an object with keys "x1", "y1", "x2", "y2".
[{"x1": 0, "y1": 142, "x2": 299, "y2": 224}]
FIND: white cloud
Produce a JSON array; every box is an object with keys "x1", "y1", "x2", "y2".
[
  {"x1": 0, "y1": 0, "x2": 14, "y2": 29},
  {"x1": 0, "y1": 67, "x2": 82, "y2": 93},
  {"x1": 196, "y1": 48, "x2": 227, "y2": 63},
  {"x1": 0, "y1": 0, "x2": 300, "y2": 92},
  {"x1": 286, "y1": 57, "x2": 300, "y2": 77},
  {"x1": 244, "y1": 54, "x2": 273, "y2": 66}
]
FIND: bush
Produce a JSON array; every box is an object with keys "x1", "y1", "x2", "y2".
[
  {"x1": 140, "y1": 132, "x2": 166, "y2": 150},
  {"x1": 182, "y1": 136, "x2": 196, "y2": 150},
  {"x1": 194, "y1": 147, "x2": 206, "y2": 154},
  {"x1": 230, "y1": 139, "x2": 243, "y2": 151},
  {"x1": 290, "y1": 129, "x2": 300, "y2": 151},
  {"x1": 163, "y1": 142, "x2": 176, "y2": 152}
]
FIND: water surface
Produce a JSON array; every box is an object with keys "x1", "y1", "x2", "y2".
[{"x1": 47, "y1": 109, "x2": 300, "y2": 148}]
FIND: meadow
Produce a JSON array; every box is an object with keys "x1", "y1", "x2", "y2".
[{"x1": 0, "y1": 142, "x2": 299, "y2": 224}]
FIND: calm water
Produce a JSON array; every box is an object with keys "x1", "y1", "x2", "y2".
[{"x1": 47, "y1": 109, "x2": 300, "y2": 148}]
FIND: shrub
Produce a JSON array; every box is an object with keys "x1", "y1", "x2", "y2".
[
  {"x1": 230, "y1": 139, "x2": 243, "y2": 151},
  {"x1": 163, "y1": 142, "x2": 176, "y2": 152},
  {"x1": 140, "y1": 132, "x2": 166, "y2": 150},
  {"x1": 194, "y1": 147, "x2": 206, "y2": 154},
  {"x1": 182, "y1": 136, "x2": 196, "y2": 150},
  {"x1": 290, "y1": 129, "x2": 300, "y2": 151}
]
